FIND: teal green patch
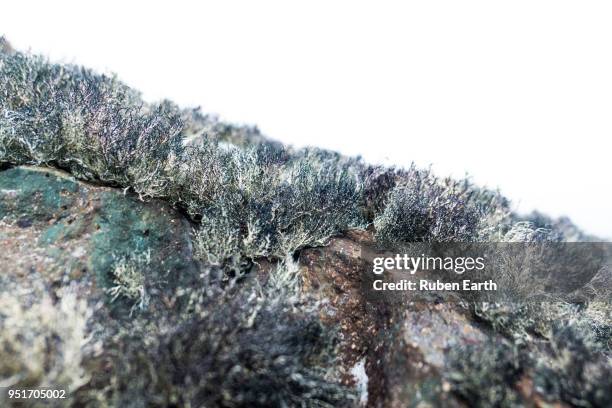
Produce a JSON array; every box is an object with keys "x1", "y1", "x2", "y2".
[
  {"x1": 38, "y1": 217, "x2": 88, "y2": 245},
  {"x1": 90, "y1": 191, "x2": 194, "y2": 290},
  {"x1": 0, "y1": 167, "x2": 78, "y2": 221},
  {"x1": 38, "y1": 223, "x2": 65, "y2": 245},
  {"x1": 91, "y1": 191, "x2": 151, "y2": 287},
  {"x1": 1, "y1": 167, "x2": 197, "y2": 316}
]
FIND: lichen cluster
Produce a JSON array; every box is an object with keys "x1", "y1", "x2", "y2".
[{"x1": 0, "y1": 39, "x2": 610, "y2": 407}]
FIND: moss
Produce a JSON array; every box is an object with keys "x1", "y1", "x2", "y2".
[
  {"x1": 373, "y1": 168, "x2": 504, "y2": 246},
  {"x1": 1, "y1": 49, "x2": 367, "y2": 277},
  {"x1": 0, "y1": 287, "x2": 94, "y2": 407},
  {"x1": 104, "y1": 297, "x2": 351, "y2": 407},
  {"x1": 446, "y1": 340, "x2": 526, "y2": 407},
  {"x1": 189, "y1": 142, "x2": 365, "y2": 277},
  {"x1": 533, "y1": 319, "x2": 612, "y2": 407},
  {"x1": 71, "y1": 261, "x2": 353, "y2": 407},
  {"x1": 90, "y1": 190, "x2": 197, "y2": 291},
  {"x1": 1, "y1": 42, "x2": 609, "y2": 407},
  {"x1": 107, "y1": 249, "x2": 152, "y2": 314},
  {"x1": 465, "y1": 301, "x2": 611, "y2": 406}
]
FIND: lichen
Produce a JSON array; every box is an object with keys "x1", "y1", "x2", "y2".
[{"x1": 1, "y1": 41, "x2": 609, "y2": 407}]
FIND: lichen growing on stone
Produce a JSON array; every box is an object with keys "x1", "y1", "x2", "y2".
[
  {"x1": 0, "y1": 39, "x2": 610, "y2": 407},
  {"x1": 107, "y1": 249, "x2": 152, "y2": 314}
]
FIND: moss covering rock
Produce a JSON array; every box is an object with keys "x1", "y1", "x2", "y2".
[{"x1": 0, "y1": 39, "x2": 610, "y2": 407}]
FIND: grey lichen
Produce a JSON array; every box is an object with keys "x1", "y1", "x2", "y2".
[
  {"x1": 107, "y1": 250, "x2": 152, "y2": 314},
  {"x1": 1, "y1": 40, "x2": 609, "y2": 407}
]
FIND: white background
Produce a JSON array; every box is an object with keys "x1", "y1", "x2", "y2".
[{"x1": 2, "y1": 1, "x2": 611, "y2": 238}]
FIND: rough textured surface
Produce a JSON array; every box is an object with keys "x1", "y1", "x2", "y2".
[
  {"x1": 0, "y1": 166, "x2": 197, "y2": 313},
  {"x1": 1, "y1": 166, "x2": 610, "y2": 407},
  {"x1": 1, "y1": 40, "x2": 610, "y2": 407},
  {"x1": 298, "y1": 231, "x2": 606, "y2": 407},
  {"x1": 299, "y1": 232, "x2": 466, "y2": 407}
]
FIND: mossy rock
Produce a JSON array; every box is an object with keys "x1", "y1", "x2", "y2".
[
  {"x1": 0, "y1": 166, "x2": 78, "y2": 223},
  {"x1": 0, "y1": 166, "x2": 198, "y2": 313}
]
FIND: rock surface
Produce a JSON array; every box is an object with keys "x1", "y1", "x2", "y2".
[
  {"x1": 0, "y1": 166, "x2": 198, "y2": 314},
  {"x1": 0, "y1": 167, "x2": 478, "y2": 406},
  {"x1": 2, "y1": 40, "x2": 609, "y2": 406},
  {"x1": 299, "y1": 231, "x2": 476, "y2": 407},
  {"x1": 298, "y1": 231, "x2": 574, "y2": 407},
  {"x1": 0, "y1": 166, "x2": 606, "y2": 407}
]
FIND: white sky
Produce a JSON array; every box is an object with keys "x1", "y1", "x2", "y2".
[{"x1": 2, "y1": 1, "x2": 611, "y2": 238}]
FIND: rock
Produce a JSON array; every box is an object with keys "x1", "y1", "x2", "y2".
[
  {"x1": 298, "y1": 230, "x2": 567, "y2": 408},
  {"x1": 0, "y1": 166, "x2": 198, "y2": 315},
  {"x1": 299, "y1": 230, "x2": 467, "y2": 407},
  {"x1": 0, "y1": 166, "x2": 603, "y2": 406}
]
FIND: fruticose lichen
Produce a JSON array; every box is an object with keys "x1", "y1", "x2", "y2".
[{"x1": 1, "y1": 38, "x2": 609, "y2": 407}]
